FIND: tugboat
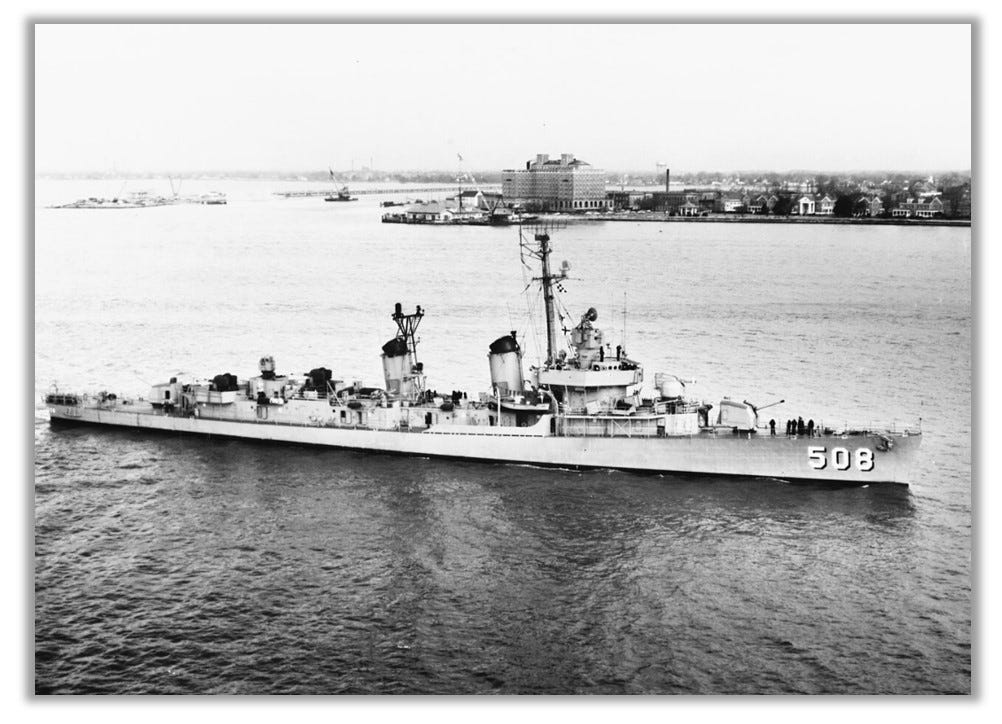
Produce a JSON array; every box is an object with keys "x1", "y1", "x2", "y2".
[{"x1": 44, "y1": 228, "x2": 921, "y2": 485}]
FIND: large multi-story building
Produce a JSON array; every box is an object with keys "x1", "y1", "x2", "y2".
[{"x1": 502, "y1": 153, "x2": 609, "y2": 211}]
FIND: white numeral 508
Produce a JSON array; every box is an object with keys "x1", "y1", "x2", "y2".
[{"x1": 808, "y1": 446, "x2": 874, "y2": 472}]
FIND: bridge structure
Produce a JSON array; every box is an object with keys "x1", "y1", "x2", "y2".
[{"x1": 274, "y1": 184, "x2": 502, "y2": 198}]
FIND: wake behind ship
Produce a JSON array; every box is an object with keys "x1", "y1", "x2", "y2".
[{"x1": 45, "y1": 228, "x2": 921, "y2": 485}]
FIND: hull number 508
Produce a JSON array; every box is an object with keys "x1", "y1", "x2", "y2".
[{"x1": 807, "y1": 446, "x2": 874, "y2": 472}]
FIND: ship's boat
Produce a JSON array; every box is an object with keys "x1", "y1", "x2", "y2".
[{"x1": 44, "y1": 228, "x2": 921, "y2": 485}]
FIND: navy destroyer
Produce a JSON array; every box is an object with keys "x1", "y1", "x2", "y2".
[{"x1": 45, "y1": 228, "x2": 921, "y2": 485}]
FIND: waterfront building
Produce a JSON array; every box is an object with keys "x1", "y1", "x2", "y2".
[
  {"x1": 749, "y1": 194, "x2": 780, "y2": 214},
  {"x1": 796, "y1": 195, "x2": 816, "y2": 215},
  {"x1": 698, "y1": 191, "x2": 723, "y2": 213},
  {"x1": 867, "y1": 196, "x2": 884, "y2": 217},
  {"x1": 502, "y1": 153, "x2": 610, "y2": 212},
  {"x1": 653, "y1": 190, "x2": 704, "y2": 215},
  {"x1": 607, "y1": 190, "x2": 647, "y2": 210},
  {"x1": 817, "y1": 195, "x2": 836, "y2": 216},
  {"x1": 893, "y1": 196, "x2": 948, "y2": 218},
  {"x1": 653, "y1": 191, "x2": 678, "y2": 214},
  {"x1": 678, "y1": 196, "x2": 702, "y2": 216},
  {"x1": 722, "y1": 194, "x2": 747, "y2": 213},
  {"x1": 404, "y1": 201, "x2": 454, "y2": 223}
]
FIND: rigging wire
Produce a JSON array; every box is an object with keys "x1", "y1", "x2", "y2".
[{"x1": 519, "y1": 254, "x2": 543, "y2": 365}]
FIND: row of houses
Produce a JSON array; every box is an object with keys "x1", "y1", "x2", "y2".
[
  {"x1": 606, "y1": 189, "x2": 962, "y2": 218},
  {"x1": 608, "y1": 169, "x2": 961, "y2": 218},
  {"x1": 607, "y1": 190, "x2": 854, "y2": 216},
  {"x1": 726, "y1": 192, "x2": 862, "y2": 216}
]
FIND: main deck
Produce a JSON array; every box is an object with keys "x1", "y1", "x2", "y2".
[{"x1": 46, "y1": 396, "x2": 921, "y2": 485}]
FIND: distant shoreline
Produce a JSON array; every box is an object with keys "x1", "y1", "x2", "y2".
[{"x1": 545, "y1": 213, "x2": 970, "y2": 228}]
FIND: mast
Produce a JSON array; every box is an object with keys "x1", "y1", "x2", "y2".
[
  {"x1": 538, "y1": 232, "x2": 559, "y2": 364},
  {"x1": 623, "y1": 290, "x2": 627, "y2": 350},
  {"x1": 520, "y1": 224, "x2": 568, "y2": 366},
  {"x1": 391, "y1": 302, "x2": 424, "y2": 364}
]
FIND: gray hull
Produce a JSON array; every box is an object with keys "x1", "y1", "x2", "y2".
[{"x1": 48, "y1": 403, "x2": 920, "y2": 485}]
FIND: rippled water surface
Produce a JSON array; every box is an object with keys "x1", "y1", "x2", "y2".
[{"x1": 34, "y1": 179, "x2": 971, "y2": 694}]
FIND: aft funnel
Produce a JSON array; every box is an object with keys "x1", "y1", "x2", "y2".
[{"x1": 488, "y1": 331, "x2": 524, "y2": 397}]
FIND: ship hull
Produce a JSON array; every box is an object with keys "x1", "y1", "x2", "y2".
[{"x1": 47, "y1": 404, "x2": 920, "y2": 485}]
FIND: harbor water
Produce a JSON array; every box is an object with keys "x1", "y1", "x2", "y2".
[{"x1": 33, "y1": 179, "x2": 971, "y2": 694}]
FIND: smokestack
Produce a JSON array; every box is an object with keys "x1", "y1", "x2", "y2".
[{"x1": 665, "y1": 169, "x2": 671, "y2": 192}]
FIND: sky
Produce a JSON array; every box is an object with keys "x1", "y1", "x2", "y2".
[{"x1": 34, "y1": 23, "x2": 971, "y2": 174}]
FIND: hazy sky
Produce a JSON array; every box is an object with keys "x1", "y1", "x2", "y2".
[{"x1": 34, "y1": 23, "x2": 971, "y2": 173}]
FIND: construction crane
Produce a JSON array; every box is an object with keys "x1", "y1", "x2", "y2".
[{"x1": 325, "y1": 166, "x2": 357, "y2": 202}]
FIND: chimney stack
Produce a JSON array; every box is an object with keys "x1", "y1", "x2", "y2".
[{"x1": 665, "y1": 168, "x2": 671, "y2": 192}]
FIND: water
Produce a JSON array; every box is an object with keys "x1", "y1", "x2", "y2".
[{"x1": 34, "y1": 179, "x2": 971, "y2": 694}]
